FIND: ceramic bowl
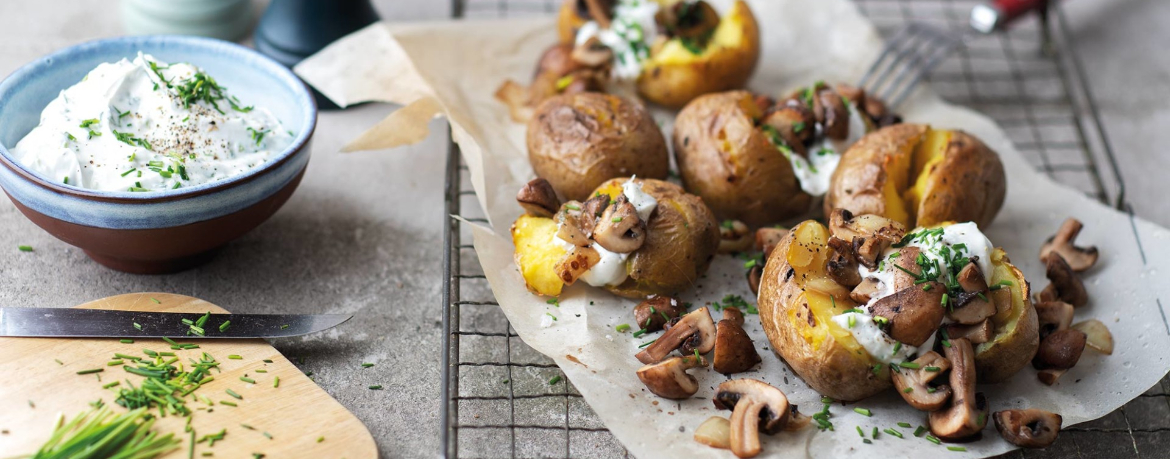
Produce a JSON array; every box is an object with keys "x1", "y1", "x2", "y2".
[{"x1": 0, "y1": 35, "x2": 316, "y2": 274}]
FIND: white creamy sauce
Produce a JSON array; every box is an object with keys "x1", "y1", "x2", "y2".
[
  {"x1": 575, "y1": 0, "x2": 660, "y2": 80},
  {"x1": 833, "y1": 222, "x2": 995, "y2": 363},
  {"x1": 553, "y1": 179, "x2": 659, "y2": 287},
  {"x1": 12, "y1": 53, "x2": 294, "y2": 192},
  {"x1": 787, "y1": 104, "x2": 868, "y2": 196}
]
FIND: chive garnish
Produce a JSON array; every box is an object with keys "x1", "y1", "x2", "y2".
[
  {"x1": 102, "y1": 381, "x2": 120, "y2": 389},
  {"x1": 218, "y1": 321, "x2": 230, "y2": 332},
  {"x1": 884, "y1": 428, "x2": 904, "y2": 439},
  {"x1": 263, "y1": 359, "x2": 273, "y2": 363},
  {"x1": 914, "y1": 426, "x2": 927, "y2": 437},
  {"x1": 220, "y1": 401, "x2": 237, "y2": 407},
  {"x1": 273, "y1": 376, "x2": 279, "y2": 388},
  {"x1": 925, "y1": 435, "x2": 941, "y2": 445},
  {"x1": 361, "y1": 363, "x2": 375, "y2": 368},
  {"x1": 225, "y1": 389, "x2": 242, "y2": 399},
  {"x1": 240, "y1": 377, "x2": 256, "y2": 384},
  {"x1": 107, "y1": 360, "x2": 124, "y2": 366},
  {"x1": 133, "y1": 322, "x2": 142, "y2": 331},
  {"x1": 120, "y1": 339, "x2": 134, "y2": 344},
  {"x1": 369, "y1": 385, "x2": 383, "y2": 390},
  {"x1": 637, "y1": 339, "x2": 656, "y2": 349},
  {"x1": 903, "y1": 387, "x2": 913, "y2": 393},
  {"x1": 854, "y1": 408, "x2": 872, "y2": 417},
  {"x1": 76, "y1": 368, "x2": 104, "y2": 375},
  {"x1": 548, "y1": 375, "x2": 563, "y2": 385},
  {"x1": 615, "y1": 324, "x2": 631, "y2": 332},
  {"x1": 262, "y1": 431, "x2": 272, "y2": 440},
  {"x1": 898, "y1": 422, "x2": 912, "y2": 428},
  {"x1": 899, "y1": 362, "x2": 921, "y2": 369},
  {"x1": 149, "y1": 297, "x2": 160, "y2": 304},
  {"x1": 946, "y1": 446, "x2": 966, "y2": 452},
  {"x1": 228, "y1": 355, "x2": 242, "y2": 360},
  {"x1": 18, "y1": 245, "x2": 33, "y2": 252},
  {"x1": 55, "y1": 359, "x2": 64, "y2": 365},
  {"x1": 279, "y1": 324, "x2": 289, "y2": 330},
  {"x1": 873, "y1": 427, "x2": 879, "y2": 438},
  {"x1": 925, "y1": 366, "x2": 941, "y2": 372}
]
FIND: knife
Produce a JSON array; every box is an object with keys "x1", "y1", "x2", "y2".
[{"x1": 0, "y1": 308, "x2": 352, "y2": 338}]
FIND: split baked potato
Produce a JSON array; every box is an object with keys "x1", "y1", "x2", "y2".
[
  {"x1": 673, "y1": 84, "x2": 896, "y2": 227},
  {"x1": 512, "y1": 176, "x2": 719, "y2": 298},
  {"x1": 553, "y1": 0, "x2": 761, "y2": 109},
  {"x1": 756, "y1": 217, "x2": 1038, "y2": 402},
  {"x1": 825, "y1": 123, "x2": 1007, "y2": 229},
  {"x1": 527, "y1": 92, "x2": 669, "y2": 201}
]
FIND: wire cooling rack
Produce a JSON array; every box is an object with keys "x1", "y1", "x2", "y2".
[{"x1": 441, "y1": 0, "x2": 1163, "y2": 457}]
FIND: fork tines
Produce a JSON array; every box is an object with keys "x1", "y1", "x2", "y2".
[{"x1": 859, "y1": 23, "x2": 964, "y2": 110}]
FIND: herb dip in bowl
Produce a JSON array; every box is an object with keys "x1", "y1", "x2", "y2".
[{"x1": 0, "y1": 36, "x2": 316, "y2": 273}]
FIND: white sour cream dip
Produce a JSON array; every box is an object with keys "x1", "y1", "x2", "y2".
[
  {"x1": 832, "y1": 222, "x2": 995, "y2": 363},
  {"x1": 786, "y1": 103, "x2": 868, "y2": 196},
  {"x1": 555, "y1": 178, "x2": 659, "y2": 287},
  {"x1": 575, "y1": 0, "x2": 660, "y2": 80},
  {"x1": 11, "y1": 53, "x2": 294, "y2": 192}
]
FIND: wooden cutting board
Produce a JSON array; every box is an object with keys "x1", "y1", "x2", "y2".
[{"x1": 0, "y1": 293, "x2": 377, "y2": 458}]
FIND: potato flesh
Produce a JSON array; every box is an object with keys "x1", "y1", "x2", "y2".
[
  {"x1": 785, "y1": 222, "x2": 868, "y2": 359},
  {"x1": 978, "y1": 248, "x2": 1027, "y2": 353},
  {"x1": 651, "y1": 2, "x2": 747, "y2": 65},
  {"x1": 512, "y1": 214, "x2": 568, "y2": 296},
  {"x1": 877, "y1": 127, "x2": 953, "y2": 227},
  {"x1": 903, "y1": 129, "x2": 952, "y2": 219}
]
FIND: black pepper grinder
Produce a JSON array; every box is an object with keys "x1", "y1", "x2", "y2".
[{"x1": 253, "y1": 0, "x2": 380, "y2": 110}]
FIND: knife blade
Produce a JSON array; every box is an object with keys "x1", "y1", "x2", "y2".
[{"x1": 0, "y1": 308, "x2": 352, "y2": 338}]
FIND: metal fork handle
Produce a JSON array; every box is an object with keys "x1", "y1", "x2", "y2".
[{"x1": 858, "y1": 23, "x2": 963, "y2": 109}]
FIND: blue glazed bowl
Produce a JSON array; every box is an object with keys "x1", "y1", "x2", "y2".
[{"x1": 0, "y1": 36, "x2": 316, "y2": 273}]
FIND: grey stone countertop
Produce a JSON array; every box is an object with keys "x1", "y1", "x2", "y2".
[{"x1": 0, "y1": 0, "x2": 1167, "y2": 458}]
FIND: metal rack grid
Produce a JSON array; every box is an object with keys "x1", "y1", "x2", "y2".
[{"x1": 441, "y1": 0, "x2": 1160, "y2": 457}]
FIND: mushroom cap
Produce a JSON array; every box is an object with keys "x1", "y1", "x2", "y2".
[
  {"x1": 928, "y1": 339, "x2": 989, "y2": 441},
  {"x1": 635, "y1": 306, "x2": 716, "y2": 364},
  {"x1": 944, "y1": 320, "x2": 994, "y2": 345},
  {"x1": 1040, "y1": 218, "x2": 1098, "y2": 272},
  {"x1": 636, "y1": 355, "x2": 704, "y2": 399},
  {"x1": 1040, "y1": 253, "x2": 1088, "y2": 307},
  {"x1": 868, "y1": 282, "x2": 946, "y2": 346},
  {"x1": 713, "y1": 316, "x2": 762, "y2": 375},
  {"x1": 712, "y1": 379, "x2": 791, "y2": 434},
  {"x1": 891, "y1": 350, "x2": 953, "y2": 411},
  {"x1": 1034, "y1": 301, "x2": 1075, "y2": 340},
  {"x1": 1033, "y1": 328, "x2": 1087, "y2": 370},
  {"x1": 994, "y1": 408, "x2": 1063, "y2": 448},
  {"x1": 633, "y1": 296, "x2": 683, "y2": 333},
  {"x1": 593, "y1": 195, "x2": 647, "y2": 253},
  {"x1": 517, "y1": 178, "x2": 561, "y2": 218}
]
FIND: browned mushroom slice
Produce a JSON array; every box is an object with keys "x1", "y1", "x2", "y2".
[
  {"x1": 571, "y1": 37, "x2": 614, "y2": 69},
  {"x1": 713, "y1": 379, "x2": 791, "y2": 458},
  {"x1": 637, "y1": 355, "x2": 706, "y2": 399},
  {"x1": 1033, "y1": 328, "x2": 1086, "y2": 371},
  {"x1": 1039, "y1": 253, "x2": 1088, "y2": 307},
  {"x1": 636, "y1": 307, "x2": 716, "y2": 364},
  {"x1": 755, "y1": 227, "x2": 788, "y2": 260},
  {"x1": 658, "y1": 0, "x2": 720, "y2": 39},
  {"x1": 949, "y1": 261, "x2": 996, "y2": 325},
  {"x1": 534, "y1": 43, "x2": 582, "y2": 79},
  {"x1": 869, "y1": 283, "x2": 946, "y2": 347},
  {"x1": 719, "y1": 220, "x2": 753, "y2": 253},
  {"x1": 1034, "y1": 301, "x2": 1074, "y2": 340},
  {"x1": 892, "y1": 351, "x2": 952, "y2": 411},
  {"x1": 553, "y1": 245, "x2": 600, "y2": 285},
  {"x1": 827, "y1": 209, "x2": 907, "y2": 269},
  {"x1": 517, "y1": 178, "x2": 561, "y2": 217},
  {"x1": 994, "y1": 409, "x2": 1062, "y2": 448},
  {"x1": 760, "y1": 107, "x2": 810, "y2": 157},
  {"x1": 834, "y1": 84, "x2": 867, "y2": 114},
  {"x1": 713, "y1": 308, "x2": 761, "y2": 375},
  {"x1": 578, "y1": 194, "x2": 610, "y2": 237},
  {"x1": 1040, "y1": 218, "x2": 1098, "y2": 272},
  {"x1": 694, "y1": 416, "x2": 732, "y2": 450},
  {"x1": 819, "y1": 89, "x2": 849, "y2": 140},
  {"x1": 593, "y1": 195, "x2": 646, "y2": 253},
  {"x1": 850, "y1": 278, "x2": 882, "y2": 304},
  {"x1": 826, "y1": 237, "x2": 862, "y2": 288},
  {"x1": 944, "y1": 320, "x2": 994, "y2": 345},
  {"x1": 633, "y1": 296, "x2": 685, "y2": 333},
  {"x1": 1072, "y1": 319, "x2": 1114, "y2": 355},
  {"x1": 747, "y1": 265, "x2": 763, "y2": 296},
  {"x1": 929, "y1": 338, "x2": 989, "y2": 441},
  {"x1": 554, "y1": 204, "x2": 592, "y2": 247}
]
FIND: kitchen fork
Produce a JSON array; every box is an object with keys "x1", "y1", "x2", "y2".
[{"x1": 859, "y1": 0, "x2": 1055, "y2": 109}]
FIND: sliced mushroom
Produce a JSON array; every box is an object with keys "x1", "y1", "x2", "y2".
[
  {"x1": 869, "y1": 283, "x2": 946, "y2": 346},
  {"x1": 553, "y1": 245, "x2": 600, "y2": 285},
  {"x1": 1033, "y1": 328, "x2": 1086, "y2": 371},
  {"x1": 658, "y1": 0, "x2": 719, "y2": 39},
  {"x1": 593, "y1": 195, "x2": 646, "y2": 253},
  {"x1": 713, "y1": 379, "x2": 791, "y2": 458},
  {"x1": 755, "y1": 227, "x2": 788, "y2": 260},
  {"x1": 819, "y1": 89, "x2": 849, "y2": 140},
  {"x1": 850, "y1": 278, "x2": 882, "y2": 304},
  {"x1": 637, "y1": 355, "x2": 706, "y2": 399},
  {"x1": 636, "y1": 307, "x2": 716, "y2": 364},
  {"x1": 944, "y1": 320, "x2": 994, "y2": 345},
  {"x1": 578, "y1": 194, "x2": 610, "y2": 237},
  {"x1": 1039, "y1": 253, "x2": 1088, "y2": 307},
  {"x1": 994, "y1": 409, "x2": 1062, "y2": 448},
  {"x1": 827, "y1": 209, "x2": 907, "y2": 269},
  {"x1": 517, "y1": 178, "x2": 561, "y2": 217},
  {"x1": 719, "y1": 220, "x2": 753, "y2": 253},
  {"x1": 694, "y1": 416, "x2": 732, "y2": 450},
  {"x1": 826, "y1": 237, "x2": 862, "y2": 288},
  {"x1": 949, "y1": 261, "x2": 996, "y2": 325},
  {"x1": 1034, "y1": 301, "x2": 1074, "y2": 340},
  {"x1": 534, "y1": 43, "x2": 582, "y2": 79},
  {"x1": 747, "y1": 265, "x2": 763, "y2": 296},
  {"x1": 1072, "y1": 319, "x2": 1114, "y2": 355},
  {"x1": 1040, "y1": 218, "x2": 1098, "y2": 272},
  {"x1": 760, "y1": 107, "x2": 809, "y2": 157},
  {"x1": 571, "y1": 37, "x2": 614, "y2": 68},
  {"x1": 713, "y1": 308, "x2": 761, "y2": 375},
  {"x1": 633, "y1": 296, "x2": 684, "y2": 333},
  {"x1": 929, "y1": 338, "x2": 989, "y2": 441},
  {"x1": 892, "y1": 350, "x2": 953, "y2": 411},
  {"x1": 834, "y1": 84, "x2": 866, "y2": 113},
  {"x1": 554, "y1": 204, "x2": 591, "y2": 247}
]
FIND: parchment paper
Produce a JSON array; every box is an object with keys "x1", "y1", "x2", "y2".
[{"x1": 295, "y1": 1, "x2": 1170, "y2": 457}]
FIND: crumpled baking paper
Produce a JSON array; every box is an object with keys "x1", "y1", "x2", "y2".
[{"x1": 295, "y1": 1, "x2": 1170, "y2": 456}]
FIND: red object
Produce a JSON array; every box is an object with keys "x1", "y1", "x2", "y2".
[{"x1": 992, "y1": 0, "x2": 1051, "y2": 27}]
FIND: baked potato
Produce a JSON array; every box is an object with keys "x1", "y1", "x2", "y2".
[
  {"x1": 553, "y1": 0, "x2": 761, "y2": 109},
  {"x1": 527, "y1": 92, "x2": 669, "y2": 201},
  {"x1": 757, "y1": 215, "x2": 1038, "y2": 402},
  {"x1": 511, "y1": 176, "x2": 719, "y2": 298},
  {"x1": 673, "y1": 84, "x2": 895, "y2": 227},
  {"x1": 825, "y1": 123, "x2": 1007, "y2": 229}
]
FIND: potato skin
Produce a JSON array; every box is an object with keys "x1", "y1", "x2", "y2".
[
  {"x1": 757, "y1": 221, "x2": 890, "y2": 401},
  {"x1": 595, "y1": 178, "x2": 720, "y2": 298},
  {"x1": 825, "y1": 124, "x2": 1006, "y2": 228},
  {"x1": 527, "y1": 93, "x2": 669, "y2": 201},
  {"x1": 975, "y1": 249, "x2": 1040, "y2": 382},
  {"x1": 636, "y1": 1, "x2": 760, "y2": 109},
  {"x1": 673, "y1": 91, "x2": 810, "y2": 227}
]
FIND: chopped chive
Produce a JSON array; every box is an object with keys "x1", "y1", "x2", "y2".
[
  {"x1": 899, "y1": 362, "x2": 921, "y2": 369},
  {"x1": 317, "y1": 436, "x2": 324, "y2": 443},
  {"x1": 262, "y1": 359, "x2": 273, "y2": 363},
  {"x1": 637, "y1": 339, "x2": 656, "y2": 349},
  {"x1": 18, "y1": 245, "x2": 33, "y2": 252},
  {"x1": 884, "y1": 428, "x2": 904, "y2": 439},
  {"x1": 220, "y1": 401, "x2": 237, "y2": 407},
  {"x1": 369, "y1": 385, "x2": 383, "y2": 390},
  {"x1": 76, "y1": 368, "x2": 104, "y2": 375},
  {"x1": 914, "y1": 426, "x2": 928, "y2": 437},
  {"x1": 228, "y1": 355, "x2": 242, "y2": 360},
  {"x1": 262, "y1": 431, "x2": 273, "y2": 440},
  {"x1": 218, "y1": 321, "x2": 230, "y2": 332},
  {"x1": 240, "y1": 377, "x2": 256, "y2": 384},
  {"x1": 361, "y1": 363, "x2": 375, "y2": 368},
  {"x1": 107, "y1": 360, "x2": 124, "y2": 366},
  {"x1": 133, "y1": 322, "x2": 142, "y2": 330},
  {"x1": 549, "y1": 375, "x2": 563, "y2": 385},
  {"x1": 102, "y1": 381, "x2": 121, "y2": 389},
  {"x1": 925, "y1": 435, "x2": 941, "y2": 445},
  {"x1": 150, "y1": 297, "x2": 160, "y2": 304},
  {"x1": 898, "y1": 422, "x2": 912, "y2": 428},
  {"x1": 273, "y1": 376, "x2": 279, "y2": 388},
  {"x1": 54, "y1": 359, "x2": 63, "y2": 365},
  {"x1": 255, "y1": 369, "x2": 267, "y2": 373},
  {"x1": 225, "y1": 389, "x2": 242, "y2": 399},
  {"x1": 615, "y1": 323, "x2": 631, "y2": 332},
  {"x1": 946, "y1": 446, "x2": 966, "y2": 452},
  {"x1": 903, "y1": 387, "x2": 913, "y2": 393},
  {"x1": 120, "y1": 339, "x2": 134, "y2": 344},
  {"x1": 925, "y1": 366, "x2": 941, "y2": 372},
  {"x1": 893, "y1": 342, "x2": 902, "y2": 354},
  {"x1": 632, "y1": 328, "x2": 647, "y2": 338},
  {"x1": 854, "y1": 408, "x2": 872, "y2": 417},
  {"x1": 856, "y1": 426, "x2": 865, "y2": 437}
]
